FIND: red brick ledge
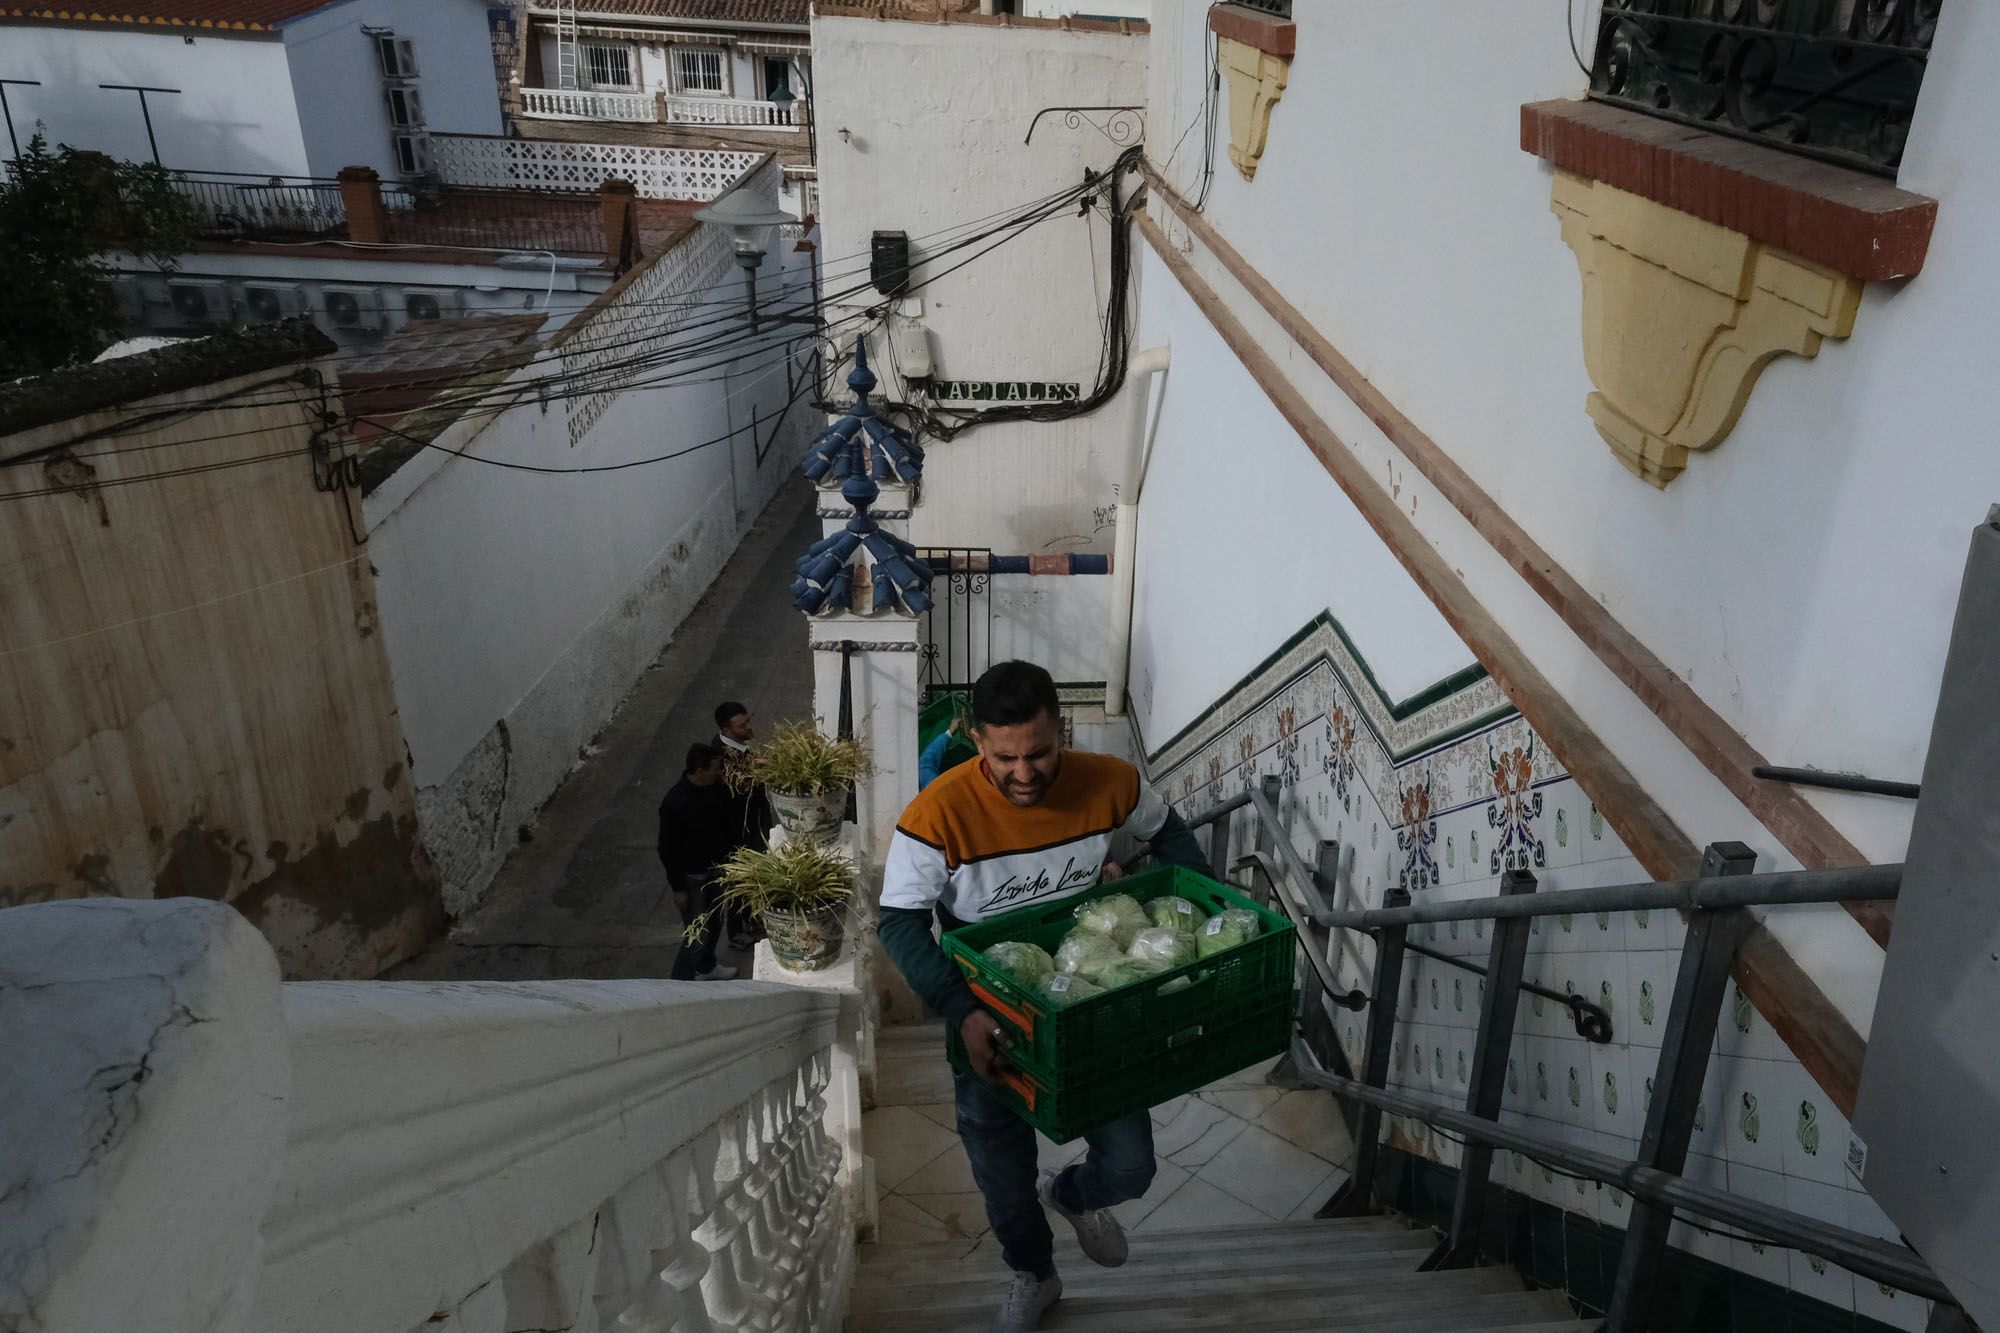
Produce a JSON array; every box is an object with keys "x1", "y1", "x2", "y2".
[
  {"x1": 1521, "y1": 98, "x2": 1936, "y2": 282},
  {"x1": 1209, "y1": 3, "x2": 1294, "y2": 58}
]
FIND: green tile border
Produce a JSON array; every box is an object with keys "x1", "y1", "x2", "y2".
[{"x1": 1375, "y1": 1145, "x2": 1915, "y2": 1333}]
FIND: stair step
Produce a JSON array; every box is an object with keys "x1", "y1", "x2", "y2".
[
  {"x1": 858, "y1": 1217, "x2": 1425, "y2": 1271},
  {"x1": 852, "y1": 1272, "x2": 1576, "y2": 1332},
  {"x1": 853, "y1": 1242, "x2": 1438, "y2": 1312}
]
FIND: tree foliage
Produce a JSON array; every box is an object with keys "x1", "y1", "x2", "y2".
[{"x1": 0, "y1": 135, "x2": 201, "y2": 379}]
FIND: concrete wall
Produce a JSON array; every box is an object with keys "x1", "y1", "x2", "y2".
[
  {"x1": 812, "y1": 13, "x2": 1147, "y2": 555},
  {"x1": 285, "y1": 0, "x2": 505, "y2": 181},
  {"x1": 365, "y1": 173, "x2": 816, "y2": 916},
  {"x1": 1145, "y1": 0, "x2": 1995, "y2": 870},
  {"x1": 0, "y1": 25, "x2": 307, "y2": 173},
  {"x1": 0, "y1": 357, "x2": 443, "y2": 979}
]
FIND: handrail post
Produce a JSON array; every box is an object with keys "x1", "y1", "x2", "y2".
[
  {"x1": 1424, "y1": 867, "x2": 1537, "y2": 1270},
  {"x1": 1270, "y1": 838, "x2": 1349, "y2": 1101},
  {"x1": 1252, "y1": 775, "x2": 1282, "y2": 906},
  {"x1": 1322, "y1": 884, "x2": 1410, "y2": 1218},
  {"x1": 1606, "y1": 841, "x2": 1756, "y2": 1331}
]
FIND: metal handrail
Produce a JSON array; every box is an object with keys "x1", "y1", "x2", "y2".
[
  {"x1": 1399, "y1": 938, "x2": 1614, "y2": 1043},
  {"x1": 1285, "y1": 1040, "x2": 1954, "y2": 1303},
  {"x1": 1173, "y1": 777, "x2": 1950, "y2": 1325}
]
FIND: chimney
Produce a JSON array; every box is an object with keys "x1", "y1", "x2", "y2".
[
  {"x1": 337, "y1": 166, "x2": 388, "y2": 245},
  {"x1": 599, "y1": 177, "x2": 638, "y2": 271}
]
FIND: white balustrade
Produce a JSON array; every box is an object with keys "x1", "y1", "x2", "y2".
[
  {"x1": 664, "y1": 95, "x2": 803, "y2": 132},
  {"x1": 429, "y1": 133, "x2": 764, "y2": 202},
  {"x1": 522, "y1": 86, "x2": 660, "y2": 123},
  {"x1": 0, "y1": 899, "x2": 858, "y2": 1333}
]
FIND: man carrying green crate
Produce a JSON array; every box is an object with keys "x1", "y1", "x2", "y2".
[{"x1": 878, "y1": 659, "x2": 1214, "y2": 1333}]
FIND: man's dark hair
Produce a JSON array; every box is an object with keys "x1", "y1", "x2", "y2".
[
  {"x1": 971, "y1": 660, "x2": 1061, "y2": 729},
  {"x1": 713, "y1": 700, "x2": 748, "y2": 730},
  {"x1": 685, "y1": 741, "x2": 724, "y2": 774}
]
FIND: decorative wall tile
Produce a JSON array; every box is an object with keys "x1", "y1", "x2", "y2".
[
  {"x1": 1716, "y1": 1056, "x2": 1787, "y2": 1176},
  {"x1": 1784, "y1": 1177, "x2": 1858, "y2": 1312},
  {"x1": 1723, "y1": 1162, "x2": 1794, "y2": 1288}
]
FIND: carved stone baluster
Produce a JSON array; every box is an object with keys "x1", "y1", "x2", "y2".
[
  {"x1": 800, "y1": 1054, "x2": 844, "y2": 1323},
  {"x1": 738, "y1": 1086, "x2": 800, "y2": 1311},
  {"x1": 691, "y1": 1119, "x2": 765, "y2": 1333},
  {"x1": 612, "y1": 1149, "x2": 719, "y2": 1333}
]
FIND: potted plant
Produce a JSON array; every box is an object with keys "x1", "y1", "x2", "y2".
[
  {"x1": 689, "y1": 839, "x2": 855, "y2": 972},
  {"x1": 732, "y1": 721, "x2": 871, "y2": 845}
]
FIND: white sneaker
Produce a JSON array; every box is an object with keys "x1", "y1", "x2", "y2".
[
  {"x1": 988, "y1": 1269, "x2": 1061, "y2": 1333},
  {"x1": 1039, "y1": 1168, "x2": 1129, "y2": 1268},
  {"x1": 696, "y1": 962, "x2": 738, "y2": 981}
]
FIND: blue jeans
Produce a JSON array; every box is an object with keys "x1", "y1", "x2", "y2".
[
  {"x1": 954, "y1": 1070, "x2": 1157, "y2": 1277},
  {"x1": 669, "y1": 872, "x2": 721, "y2": 980}
]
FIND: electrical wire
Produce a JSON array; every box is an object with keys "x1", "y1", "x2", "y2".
[
  {"x1": 20, "y1": 173, "x2": 1101, "y2": 468},
  {"x1": 59, "y1": 177, "x2": 1099, "y2": 445}
]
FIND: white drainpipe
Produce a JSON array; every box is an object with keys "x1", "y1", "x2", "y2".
[{"x1": 1106, "y1": 345, "x2": 1170, "y2": 718}]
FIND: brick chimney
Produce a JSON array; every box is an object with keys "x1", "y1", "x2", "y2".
[{"x1": 337, "y1": 167, "x2": 389, "y2": 245}]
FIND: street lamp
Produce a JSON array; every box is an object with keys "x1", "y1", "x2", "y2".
[{"x1": 694, "y1": 185, "x2": 797, "y2": 333}]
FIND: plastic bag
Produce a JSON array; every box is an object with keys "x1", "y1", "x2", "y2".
[
  {"x1": 1038, "y1": 971, "x2": 1104, "y2": 1009},
  {"x1": 1195, "y1": 906, "x2": 1263, "y2": 958},
  {"x1": 983, "y1": 940, "x2": 1055, "y2": 987},
  {"x1": 1073, "y1": 892, "x2": 1149, "y2": 948},
  {"x1": 1095, "y1": 961, "x2": 1149, "y2": 990},
  {"x1": 1054, "y1": 928, "x2": 1129, "y2": 984},
  {"x1": 1127, "y1": 925, "x2": 1197, "y2": 973},
  {"x1": 1146, "y1": 895, "x2": 1206, "y2": 936}
]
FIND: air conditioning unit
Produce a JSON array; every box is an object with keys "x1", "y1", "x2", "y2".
[
  {"x1": 402, "y1": 288, "x2": 460, "y2": 321},
  {"x1": 166, "y1": 279, "x2": 231, "y2": 327},
  {"x1": 319, "y1": 285, "x2": 385, "y2": 334},
  {"x1": 387, "y1": 85, "x2": 425, "y2": 129},
  {"x1": 393, "y1": 132, "x2": 433, "y2": 176},
  {"x1": 237, "y1": 281, "x2": 306, "y2": 324}
]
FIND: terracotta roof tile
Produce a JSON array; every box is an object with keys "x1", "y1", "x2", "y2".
[{"x1": 0, "y1": 1, "x2": 335, "y2": 31}]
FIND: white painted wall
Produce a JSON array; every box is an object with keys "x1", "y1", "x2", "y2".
[
  {"x1": 0, "y1": 25, "x2": 307, "y2": 173},
  {"x1": 364, "y1": 195, "x2": 815, "y2": 914},
  {"x1": 284, "y1": 0, "x2": 504, "y2": 181},
  {"x1": 812, "y1": 13, "x2": 1147, "y2": 555},
  {"x1": 1144, "y1": 0, "x2": 2000, "y2": 868},
  {"x1": 1023, "y1": 0, "x2": 1150, "y2": 19}
]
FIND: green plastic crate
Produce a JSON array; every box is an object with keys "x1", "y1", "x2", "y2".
[
  {"x1": 941, "y1": 864, "x2": 1296, "y2": 1093},
  {"x1": 947, "y1": 997, "x2": 1293, "y2": 1144}
]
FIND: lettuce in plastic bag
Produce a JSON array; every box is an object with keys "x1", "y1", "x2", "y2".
[
  {"x1": 1054, "y1": 928, "x2": 1128, "y2": 984},
  {"x1": 1146, "y1": 895, "x2": 1206, "y2": 936},
  {"x1": 1127, "y1": 926, "x2": 1197, "y2": 973},
  {"x1": 1073, "y1": 892, "x2": 1149, "y2": 948},
  {"x1": 1195, "y1": 906, "x2": 1262, "y2": 958},
  {"x1": 1095, "y1": 961, "x2": 1149, "y2": 990},
  {"x1": 983, "y1": 940, "x2": 1055, "y2": 987},
  {"x1": 1037, "y1": 971, "x2": 1104, "y2": 1009}
]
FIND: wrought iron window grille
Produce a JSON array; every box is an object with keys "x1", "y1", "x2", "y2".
[{"x1": 1589, "y1": 0, "x2": 1939, "y2": 177}]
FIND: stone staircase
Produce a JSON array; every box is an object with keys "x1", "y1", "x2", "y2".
[
  {"x1": 846, "y1": 1215, "x2": 1590, "y2": 1331},
  {"x1": 854, "y1": 1025, "x2": 1590, "y2": 1332}
]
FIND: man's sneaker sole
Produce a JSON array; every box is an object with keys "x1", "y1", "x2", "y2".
[{"x1": 1038, "y1": 1169, "x2": 1129, "y2": 1268}]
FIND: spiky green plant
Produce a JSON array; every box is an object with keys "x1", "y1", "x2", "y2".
[
  {"x1": 683, "y1": 839, "x2": 855, "y2": 944},
  {"x1": 731, "y1": 721, "x2": 873, "y2": 796}
]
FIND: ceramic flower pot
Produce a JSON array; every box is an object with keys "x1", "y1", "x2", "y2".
[
  {"x1": 763, "y1": 905, "x2": 846, "y2": 972},
  {"x1": 768, "y1": 786, "x2": 846, "y2": 845}
]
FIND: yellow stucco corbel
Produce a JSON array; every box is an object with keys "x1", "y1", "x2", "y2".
[
  {"x1": 1550, "y1": 171, "x2": 1864, "y2": 487},
  {"x1": 1217, "y1": 35, "x2": 1289, "y2": 182}
]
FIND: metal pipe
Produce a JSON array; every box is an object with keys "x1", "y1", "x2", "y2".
[
  {"x1": 1104, "y1": 344, "x2": 1169, "y2": 717},
  {"x1": 1288, "y1": 1048, "x2": 1953, "y2": 1303},
  {"x1": 1752, "y1": 765, "x2": 1920, "y2": 800},
  {"x1": 1302, "y1": 863, "x2": 1901, "y2": 930},
  {"x1": 1401, "y1": 940, "x2": 1613, "y2": 1042}
]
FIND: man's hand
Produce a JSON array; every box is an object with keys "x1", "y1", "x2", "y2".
[
  {"x1": 1100, "y1": 860, "x2": 1126, "y2": 883},
  {"x1": 959, "y1": 1008, "x2": 1012, "y2": 1083}
]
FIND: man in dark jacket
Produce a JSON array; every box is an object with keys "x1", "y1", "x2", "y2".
[
  {"x1": 658, "y1": 742, "x2": 738, "y2": 981},
  {"x1": 713, "y1": 700, "x2": 772, "y2": 949}
]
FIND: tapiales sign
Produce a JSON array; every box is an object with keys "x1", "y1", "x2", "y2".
[{"x1": 930, "y1": 381, "x2": 1083, "y2": 404}]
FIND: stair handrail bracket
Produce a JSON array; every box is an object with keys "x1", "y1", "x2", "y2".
[{"x1": 1, "y1": 897, "x2": 852, "y2": 1333}]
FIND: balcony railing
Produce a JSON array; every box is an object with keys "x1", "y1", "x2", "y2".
[
  {"x1": 430, "y1": 133, "x2": 763, "y2": 202},
  {"x1": 1588, "y1": 0, "x2": 1937, "y2": 177},
  {"x1": 663, "y1": 94, "x2": 803, "y2": 131},
  {"x1": 521, "y1": 86, "x2": 658, "y2": 123},
  {"x1": 518, "y1": 87, "x2": 804, "y2": 132},
  {"x1": 168, "y1": 171, "x2": 347, "y2": 240}
]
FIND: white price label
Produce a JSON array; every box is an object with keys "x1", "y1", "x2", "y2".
[
  {"x1": 1049, "y1": 975, "x2": 1072, "y2": 993},
  {"x1": 1204, "y1": 916, "x2": 1225, "y2": 936}
]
